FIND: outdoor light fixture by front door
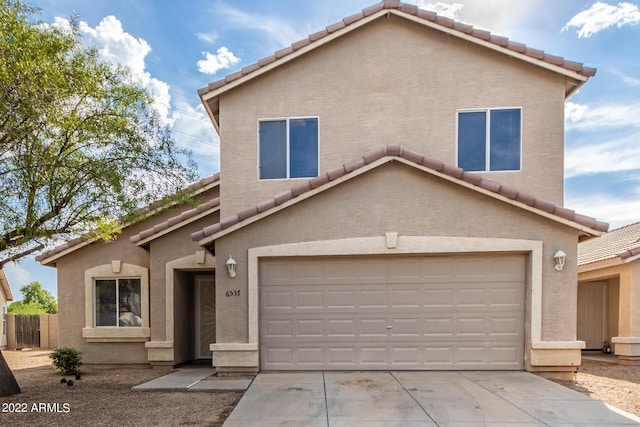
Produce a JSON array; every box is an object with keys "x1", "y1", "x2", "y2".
[
  {"x1": 225, "y1": 255, "x2": 237, "y2": 278},
  {"x1": 554, "y1": 250, "x2": 566, "y2": 271}
]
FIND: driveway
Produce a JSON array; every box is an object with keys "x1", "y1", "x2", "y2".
[{"x1": 223, "y1": 371, "x2": 640, "y2": 426}]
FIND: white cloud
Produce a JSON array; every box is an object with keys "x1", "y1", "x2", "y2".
[
  {"x1": 214, "y1": 4, "x2": 303, "y2": 49},
  {"x1": 52, "y1": 16, "x2": 176, "y2": 126},
  {"x1": 416, "y1": 1, "x2": 464, "y2": 19},
  {"x1": 610, "y1": 69, "x2": 640, "y2": 86},
  {"x1": 566, "y1": 191, "x2": 640, "y2": 229},
  {"x1": 565, "y1": 101, "x2": 589, "y2": 124},
  {"x1": 565, "y1": 134, "x2": 640, "y2": 178},
  {"x1": 197, "y1": 47, "x2": 240, "y2": 75},
  {"x1": 563, "y1": 2, "x2": 640, "y2": 38},
  {"x1": 196, "y1": 30, "x2": 219, "y2": 44},
  {"x1": 565, "y1": 102, "x2": 640, "y2": 132}
]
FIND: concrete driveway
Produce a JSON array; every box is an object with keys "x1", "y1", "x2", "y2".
[{"x1": 223, "y1": 371, "x2": 639, "y2": 426}]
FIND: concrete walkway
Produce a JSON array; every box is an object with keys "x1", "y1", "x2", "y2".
[
  {"x1": 132, "y1": 366, "x2": 253, "y2": 392},
  {"x1": 223, "y1": 371, "x2": 640, "y2": 426}
]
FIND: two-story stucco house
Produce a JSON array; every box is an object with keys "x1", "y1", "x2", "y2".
[{"x1": 38, "y1": 1, "x2": 609, "y2": 379}]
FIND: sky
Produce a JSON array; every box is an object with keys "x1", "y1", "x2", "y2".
[{"x1": 3, "y1": 0, "x2": 640, "y2": 300}]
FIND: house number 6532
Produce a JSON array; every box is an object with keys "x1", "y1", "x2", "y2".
[{"x1": 225, "y1": 290, "x2": 240, "y2": 297}]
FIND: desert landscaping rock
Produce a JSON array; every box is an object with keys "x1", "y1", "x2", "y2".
[{"x1": 1, "y1": 350, "x2": 241, "y2": 427}]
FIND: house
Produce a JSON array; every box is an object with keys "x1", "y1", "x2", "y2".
[
  {"x1": 0, "y1": 268, "x2": 14, "y2": 349},
  {"x1": 38, "y1": 1, "x2": 609, "y2": 379},
  {"x1": 577, "y1": 222, "x2": 640, "y2": 364}
]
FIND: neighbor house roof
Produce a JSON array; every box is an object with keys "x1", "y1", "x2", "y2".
[
  {"x1": 192, "y1": 145, "x2": 608, "y2": 245},
  {"x1": 0, "y1": 267, "x2": 14, "y2": 301},
  {"x1": 578, "y1": 221, "x2": 640, "y2": 266},
  {"x1": 198, "y1": 0, "x2": 596, "y2": 131},
  {"x1": 36, "y1": 173, "x2": 220, "y2": 265}
]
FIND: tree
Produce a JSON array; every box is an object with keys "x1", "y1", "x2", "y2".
[
  {"x1": 0, "y1": 0, "x2": 198, "y2": 396},
  {"x1": 8, "y1": 281, "x2": 57, "y2": 313},
  {"x1": 0, "y1": 0, "x2": 198, "y2": 265}
]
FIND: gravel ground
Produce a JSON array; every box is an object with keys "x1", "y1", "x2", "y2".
[
  {"x1": 552, "y1": 357, "x2": 640, "y2": 418},
  {"x1": 1, "y1": 350, "x2": 241, "y2": 427},
  {"x1": 2, "y1": 350, "x2": 638, "y2": 425}
]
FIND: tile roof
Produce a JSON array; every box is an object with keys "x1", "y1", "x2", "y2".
[
  {"x1": 578, "y1": 221, "x2": 640, "y2": 266},
  {"x1": 35, "y1": 172, "x2": 221, "y2": 263},
  {"x1": 191, "y1": 145, "x2": 608, "y2": 243},
  {"x1": 198, "y1": 1, "x2": 596, "y2": 102},
  {"x1": 130, "y1": 197, "x2": 220, "y2": 244}
]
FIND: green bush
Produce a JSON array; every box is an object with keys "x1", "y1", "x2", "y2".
[{"x1": 49, "y1": 347, "x2": 83, "y2": 376}]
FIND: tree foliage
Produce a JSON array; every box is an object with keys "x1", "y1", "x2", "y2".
[
  {"x1": 8, "y1": 281, "x2": 57, "y2": 313},
  {"x1": 0, "y1": 0, "x2": 197, "y2": 264}
]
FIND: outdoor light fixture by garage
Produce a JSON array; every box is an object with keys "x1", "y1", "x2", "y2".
[
  {"x1": 554, "y1": 250, "x2": 566, "y2": 271},
  {"x1": 225, "y1": 255, "x2": 237, "y2": 278}
]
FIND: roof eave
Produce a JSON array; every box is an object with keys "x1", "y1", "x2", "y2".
[
  {"x1": 196, "y1": 155, "x2": 605, "y2": 246},
  {"x1": 134, "y1": 205, "x2": 220, "y2": 247},
  {"x1": 0, "y1": 268, "x2": 14, "y2": 301}
]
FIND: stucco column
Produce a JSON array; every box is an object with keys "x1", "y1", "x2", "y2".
[{"x1": 613, "y1": 263, "x2": 640, "y2": 364}]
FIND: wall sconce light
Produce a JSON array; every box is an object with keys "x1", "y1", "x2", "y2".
[
  {"x1": 554, "y1": 250, "x2": 566, "y2": 271},
  {"x1": 225, "y1": 255, "x2": 237, "y2": 278}
]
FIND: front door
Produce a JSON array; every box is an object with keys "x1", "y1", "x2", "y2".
[
  {"x1": 194, "y1": 275, "x2": 216, "y2": 359},
  {"x1": 577, "y1": 281, "x2": 607, "y2": 350}
]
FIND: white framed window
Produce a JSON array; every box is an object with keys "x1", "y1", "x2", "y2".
[
  {"x1": 258, "y1": 117, "x2": 319, "y2": 180},
  {"x1": 83, "y1": 262, "x2": 150, "y2": 342},
  {"x1": 457, "y1": 107, "x2": 522, "y2": 172},
  {"x1": 94, "y1": 278, "x2": 142, "y2": 327}
]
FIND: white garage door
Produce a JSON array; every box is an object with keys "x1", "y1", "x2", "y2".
[{"x1": 260, "y1": 255, "x2": 525, "y2": 370}]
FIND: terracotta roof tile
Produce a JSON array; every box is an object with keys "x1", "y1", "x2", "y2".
[
  {"x1": 199, "y1": 1, "x2": 596, "y2": 104},
  {"x1": 327, "y1": 21, "x2": 346, "y2": 34},
  {"x1": 129, "y1": 197, "x2": 221, "y2": 244},
  {"x1": 343, "y1": 12, "x2": 365, "y2": 26},
  {"x1": 274, "y1": 189, "x2": 295, "y2": 205},
  {"x1": 579, "y1": 221, "x2": 640, "y2": 265},
  {"x1": 193, "y1": 145, "x2": 608, "y2": 242},
  {"x1": 363, "y1": 3, "x2": 384, "y2": 16}
]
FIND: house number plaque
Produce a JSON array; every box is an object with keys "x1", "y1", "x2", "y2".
[{"x1": 225, "y1": 290, "x2": 241, "y2": 297}]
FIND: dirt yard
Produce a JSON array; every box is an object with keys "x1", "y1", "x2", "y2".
[
  {"x1": 1, "y1": 350, "x2": 242, "y2": 427},
  {"x1": 1, "y1": 350, "x2": 638, "y2": 425}
]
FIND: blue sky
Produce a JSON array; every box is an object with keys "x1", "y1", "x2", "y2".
[{"x1": 4, "y1": 0, "x2": 640, "y2": 300}]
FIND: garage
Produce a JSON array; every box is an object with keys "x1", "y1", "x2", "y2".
[{"x1": 260, "y1": 254, "x2": 525, "y2": 370}]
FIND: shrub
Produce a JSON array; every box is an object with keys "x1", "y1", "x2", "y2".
[{"x1": 49, "y1": 347, "x2": 83, "y2": 376}]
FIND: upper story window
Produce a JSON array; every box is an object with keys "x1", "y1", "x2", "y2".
[
  {"x1": 94, "y1": 278, "x2": 142, "y2": 327},
  {"x1": 259, "y1": 117, "x2": 319, "y2": 180},
  {"x1": 457, "y1": 108, "x2": 521, "y2": 172}
]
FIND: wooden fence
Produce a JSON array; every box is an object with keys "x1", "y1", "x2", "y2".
[{"x1": 5, "y1": 313, "x2": 58, "y2": 350}]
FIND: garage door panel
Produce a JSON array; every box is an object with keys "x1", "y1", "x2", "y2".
[{"x1": 260, "y1": 255, "x2": 525, "y2": 370}]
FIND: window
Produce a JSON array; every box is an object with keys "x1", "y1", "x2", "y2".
[
  {"x1": 83, "y1": 263, "x2": 149, "y2": 342},
  {"x1": 259, "y1": 117, "x2": 319, "y2": 179},
  {"x1": 457, "y1": 108, "x2": 521, "y2": 172},
  {"x1": 95, "y1": 278, "x2": 142, "y2": 327}
]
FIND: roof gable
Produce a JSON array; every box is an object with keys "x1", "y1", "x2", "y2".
[
  {"x1": 198, "y1": 1, "x2": 596, "y2": 131},
  {"x1": 0, "y1": 268, "x2": 14, "y2": 301},
  {"x1": 579, "y1": 221, "x2": 640, "y2": 266},
  {"x1": 192, "y1": 145, "x2": 608, "y2": 245}
]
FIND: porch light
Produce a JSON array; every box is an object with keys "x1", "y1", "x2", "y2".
[
  {"x1": 225, "y1": 255, "x2": 237, "y2": 278},
  {"x1": 554, "y1": 250, "x2": 566, "y2": 271}
]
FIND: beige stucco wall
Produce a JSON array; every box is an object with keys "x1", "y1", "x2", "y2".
[
  {"x1": 213, "y1": 163, "x2": 579, "y2": 353},
  {"x1": 217, "y1": 15, "x2": 567, "y2": 218},
  {"x1": 54, "y1": 187, "x2": 219, "y2": 366},
  {"x1": 0, "y1": 289, "x2": 7, "y2": 348}
]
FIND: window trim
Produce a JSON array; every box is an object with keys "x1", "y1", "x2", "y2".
[
  {"x1": 83, "y1": 262, "x2": 150, "y2": 342},
  {"x1": 456, "y1": 107, "x2": 522, "y2": 172},
  {"x1": 257, "y1": 116, "x2": 320, "y2": 181}
]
